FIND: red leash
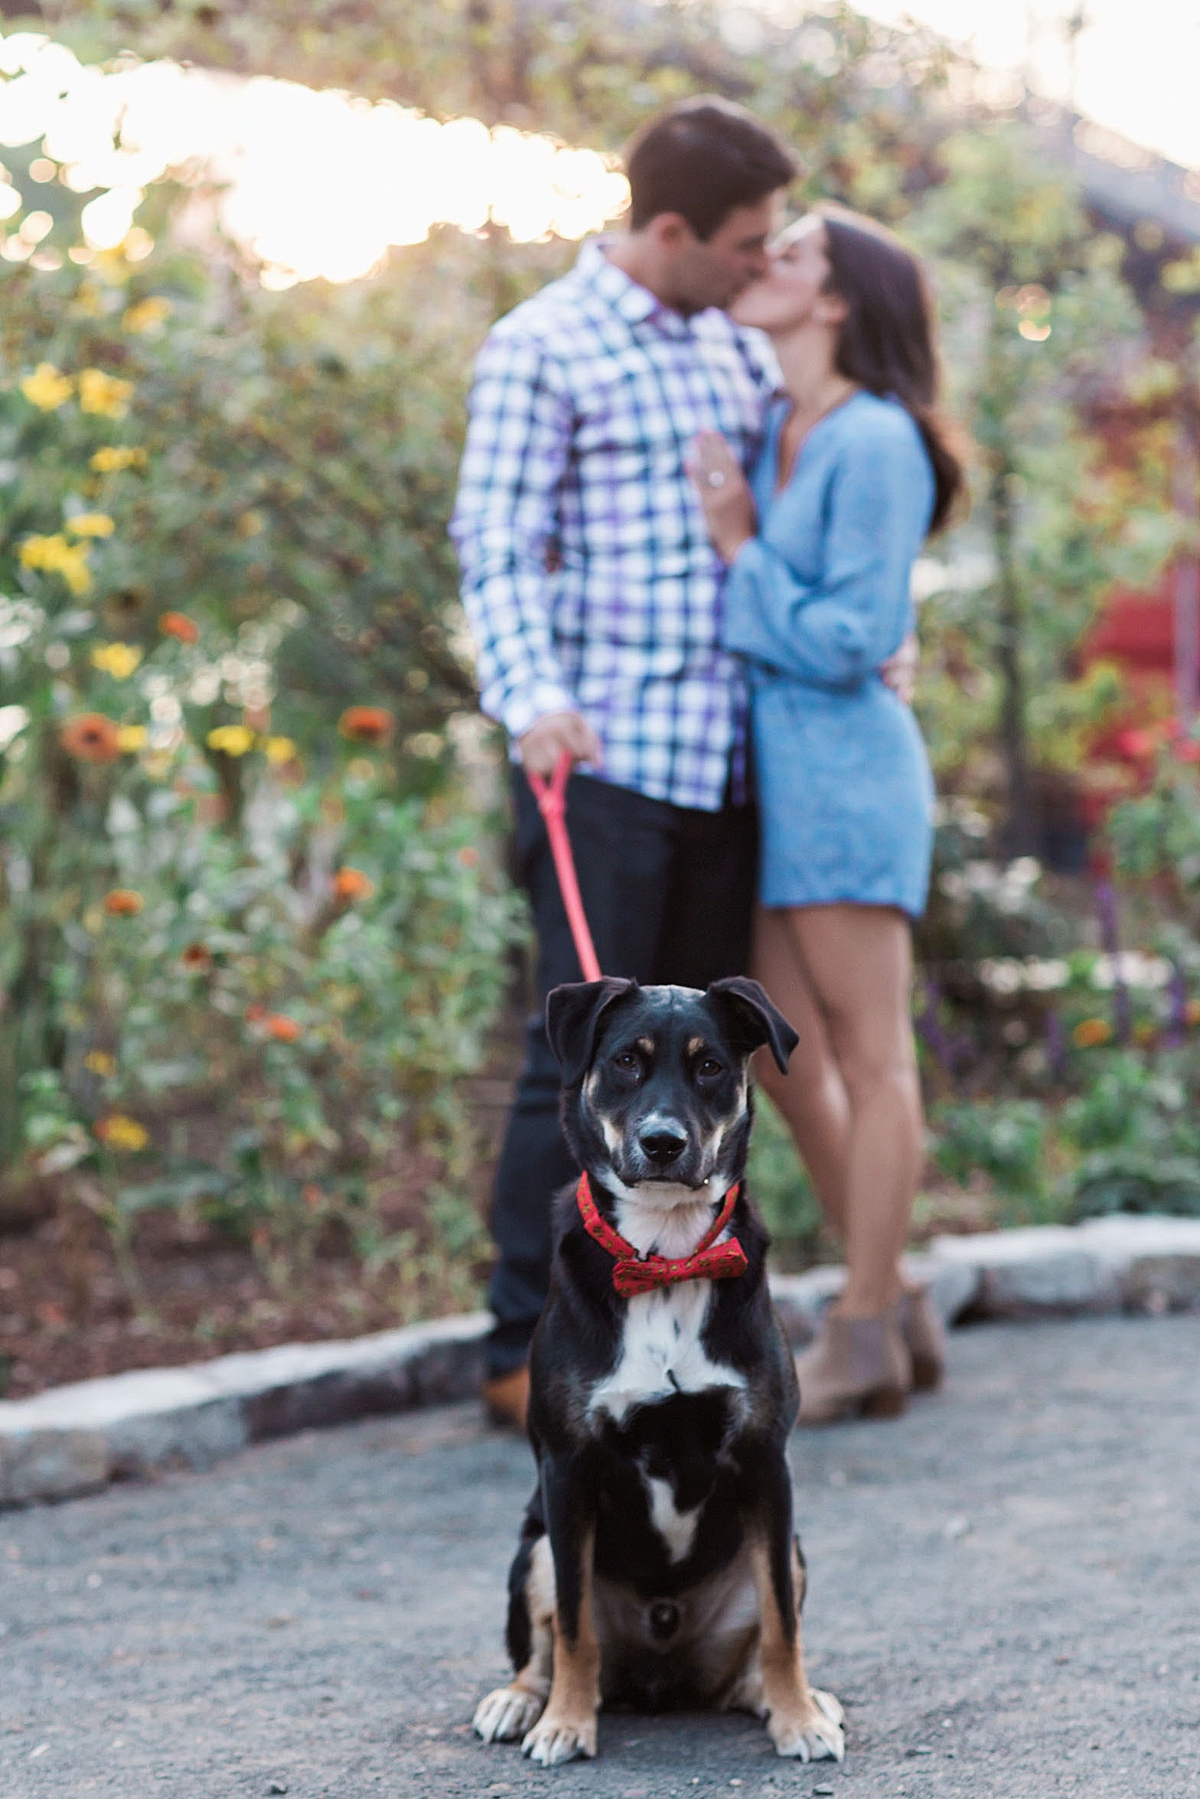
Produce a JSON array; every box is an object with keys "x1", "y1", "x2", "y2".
[{"x1": 526, "y1": 751, "x2": 602, "y2": 982}]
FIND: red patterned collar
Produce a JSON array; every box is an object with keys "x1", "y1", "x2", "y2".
[{"x1": 575, "y1": 1171, "x2": 748, "y2": 1299}]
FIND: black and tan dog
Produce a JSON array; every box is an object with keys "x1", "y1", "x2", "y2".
[{"x1": 474, "y1": 975, "x2": 845, "y2": 1767}]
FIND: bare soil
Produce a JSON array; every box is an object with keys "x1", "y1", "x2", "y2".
[
  {"x1": 0, "y1": 1065, "x2": 518, "y2": 1402},
  {"x1": 0, "y1": 1204, "x2": 445, "y2": 1402}
]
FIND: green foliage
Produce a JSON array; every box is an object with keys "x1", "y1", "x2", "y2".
[
  {"x1": 1109, "y1": 743, "x2": 1200, "y2": 897},
  {"x1": 1067, "y1": 1146, "x2": 1200, "y2": 1219},
  {"x1": 917, "y1": 800, "x2": 1074, "y2": 965},
  {"x1": 0, "y1": 223, "x2": 542, "y2": 776},
  {"x1": 929, "y1": 1049, "x2": 1200, "y2": 1224},
  {"x1": 1060, "y1": 1050, "x2": 1180, "y2": 1151},
  {"x1": 42, "y1": 0, "x2": 954, "y2": 181},
  {"x1": 1056, "y1": 1050, "x2": 1200, "y2": 1219},
  {"x1": 745, "y1": 1092, "x2": 824, "y2": 1268},
  {"x1": 930, "y1": 1096, "x2": 1053, "y2": 1222},
  {"x1": 0, "y1": 230, "x2": 528, "y2": 1294},
  {"x1": 910, "y1": 127, "x2": 1179, "y2": 840}
]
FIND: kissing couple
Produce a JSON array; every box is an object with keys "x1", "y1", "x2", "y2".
[{"x1": 452, "y1": 94, "x2": 964, "y2": 1430}]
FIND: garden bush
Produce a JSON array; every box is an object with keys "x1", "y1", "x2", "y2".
[
  {"x1": 0, "y1": 205, "x2": 531, "y2": 1303},
  {"x1": 745, "y1": 1094, "x2": 824, "y2": 1270}
]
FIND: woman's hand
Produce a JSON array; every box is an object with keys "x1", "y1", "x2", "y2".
[
  {"x1": 687, "y1": 430, "x2": 757, "y2": 563},
  {"x1": 881, "y1": 632, "x2": 918, "y2": 706}
]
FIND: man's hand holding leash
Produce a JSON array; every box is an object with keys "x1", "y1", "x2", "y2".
[{"x1": 518, "y1": 710, "x2": 603, "y2": 778}]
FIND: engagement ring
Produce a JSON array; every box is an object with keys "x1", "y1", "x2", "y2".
[{"x1": 706, "y1": 470, "x2": 726, "y2": 488}]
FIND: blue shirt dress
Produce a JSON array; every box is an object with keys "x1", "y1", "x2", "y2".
[{"x1": 721, "y1": 389, "x2": 935, "y2": 918}]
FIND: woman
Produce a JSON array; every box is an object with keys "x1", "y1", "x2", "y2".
[{"x1": 689, "y1": 205, "x2": 964, "y2": 1424}]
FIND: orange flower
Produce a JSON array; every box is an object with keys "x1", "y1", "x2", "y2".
[
  {"x1": 180, "y1": 942, "x2": 212, "y2": 969},
  {"x1": 243, "y1": 1003, "x2": 267, "y2": 1025},
  {"x1": 265, "y1": 1014, "x2": 302, "y2": 1042},
  {"x1": 302, "y1": 1183, "x2": 324, "y2": 1212},
  {"x1": 339, "y1": 705, "x2": 394, "y2": 746},
  {"x1": 1073, "y1": 1017, "x2": 1113, "y2": 1049},
  {"x1": 62, "y1": 713, "x2": 121, "y2": 763},
  {"x1": 1186, "y1": 999, "x2": 1200, "y2": 1028},
  {"x1": 103, "y1": 888, "x2": 144, "y2": 916},
  {"x1": 458, "y1": 846, "x2": 480, "y2": 869},
  {"x1": 159, "y1": 611, "x2": 200, "y2": 644},
  {"x1": 333, "y1": 866, "x2": 374, "y2": 902}
]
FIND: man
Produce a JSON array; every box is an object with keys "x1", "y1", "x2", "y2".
[{"x1": 451, "y1": 97, "x2": 797, "y2": 1427}]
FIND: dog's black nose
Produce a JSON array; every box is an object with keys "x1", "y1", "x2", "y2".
[
  {"x1": 649, "y1": 1599, "x2": 680, "y2": 1640},
  {"x1": 639, "y1": 1128, "x2": 687, "y2": 1168}
]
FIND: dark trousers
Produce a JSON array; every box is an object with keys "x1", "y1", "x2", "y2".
[{"x1": 486, "y1": 769, "x2": 757, "y2": 1377}]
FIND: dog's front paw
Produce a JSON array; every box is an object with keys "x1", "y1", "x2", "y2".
[
  {"x1": 474, "y1": 1682, "x2": 547, "y2": 1743},
  {"x1": 769, "y1": 1687, "x2": 845, "y2": 1762},
  {"x1": 521, "y1": 1709, "x2": 597, "y2": 1766}
]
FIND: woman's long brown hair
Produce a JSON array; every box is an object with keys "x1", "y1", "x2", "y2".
[{"x1": 817, "y1": 203, "x2": 965, "y2": 533}]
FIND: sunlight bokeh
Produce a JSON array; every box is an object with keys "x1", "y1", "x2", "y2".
[{"x1": 0, "y1": 32, "x2": 631, "y2": 285}]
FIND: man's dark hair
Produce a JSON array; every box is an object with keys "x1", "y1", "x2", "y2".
[{"x1": 625, "y1": 97, "x2": 797, "y2": 241}]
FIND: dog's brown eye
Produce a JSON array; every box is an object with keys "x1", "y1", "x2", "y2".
[
  {"x1": 698, "y1": 1057, "x2": 723, "y2": 1079},
  {"x1": 614, "y1": 1052, "x2": 639, "y2": 1072}
]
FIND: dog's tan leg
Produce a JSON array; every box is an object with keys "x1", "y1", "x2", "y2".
[
  {"x1": 474, "y1": 1535, "x2": 555, "y2": 1743},
  {"x1": 521, "y1": 1523, "x2": 600, "y2": 1766},
  {"x1": 749, "y1": 1529, "x2": 844, "y2": 1762}
]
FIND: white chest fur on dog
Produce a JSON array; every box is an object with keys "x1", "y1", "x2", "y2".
[{"x1": 587, "y1": 1175, "x2": 747, "y2": 1430}]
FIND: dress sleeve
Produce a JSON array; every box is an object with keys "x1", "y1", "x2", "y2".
[
  {"x1": 449, "y1": 329, "x2": 578, "y2": 740},
  {"x1": 721, "y1": 417, "x2": 933, "y2": 690}
]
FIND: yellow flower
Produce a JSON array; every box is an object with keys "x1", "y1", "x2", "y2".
[
  {"x1": 79, "y1": 367, "x2": 133, "y2": 419},
  {"x1": 91, "y1": 642, "x2": 143, "y2": 680},
  {"x1": 1073, "y1": 1017, "x2": 1113, "y2": 1049},
  {"x1": 207, "y1": 724, "x2": 255, "y2": 757},
  {"x1": 236, "y1": 510, "x2": 265, "y2": 538},
  {"x1": 264, "y1": 735, "x2": 297, "y2": 765},
  {"x1": 59, "y1": 545, "x2": 92, "y2": 596},
  {"x1": 84, "y1": 1050, "x2": 116, "y2": 1076},
  {"x1": 67, "y1": 512, "x2": 115, "y2": 538},
  {"x1": 116, "y1": 723, "x2": 147, "y2": 752},
  {"x1": 95, "y1": 1113, "x2": 149, "y2": 1153},
  {"x1": 91, "y1": 445, "x2": 146, "y2": 474},
  {"x1": 20, "y1": 532, "x2": 93, "y2": 595},
  {"x1": 122, "y1": 296, "x2": 172, "y2": 334},
  {"x1": 21, "y1": 362, "x2": 74, "y2": 410},
  {"x1": 20, "y1": 532, "x2": 64, "y2": 570}
]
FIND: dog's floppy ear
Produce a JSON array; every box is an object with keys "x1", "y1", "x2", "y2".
[
  {"x1": 707, "y1": 976, "x2": 799, "y2": 1074},
  {"x1": 546, "y1": 977, "x2": 638, "y2": 1088}
]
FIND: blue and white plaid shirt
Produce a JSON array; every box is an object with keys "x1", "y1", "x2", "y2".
[{"x1": 450, "y1": 239, "x2": 778, "y2": 812}]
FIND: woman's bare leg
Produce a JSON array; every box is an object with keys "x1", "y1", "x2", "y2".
[
  {"x1": 750, "y1": 906, "x2": 850, "y2": 1237},
  {"x1": 764, "y1": 904, "x2": 924, "y2": 1317}
]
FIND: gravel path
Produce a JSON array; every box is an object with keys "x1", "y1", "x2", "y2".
[{"x1": 3, "y1": 1314, "x2": 1199, "y2": 1799}]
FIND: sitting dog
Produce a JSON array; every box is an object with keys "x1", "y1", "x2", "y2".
[{"x1": 474, "y1": 975, "x2": 845, "y2": 1767}]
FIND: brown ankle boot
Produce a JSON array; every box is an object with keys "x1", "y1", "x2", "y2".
[
  {"x1": 898, "y1": 1286, "x2": 947, "y2": 1392},
  {"x1": 482, "y1": 1365, "x2": 530, "y2": 1432},
  {"x1": 795, "y1": 1311, "x2": 911, "y2": 1426}
]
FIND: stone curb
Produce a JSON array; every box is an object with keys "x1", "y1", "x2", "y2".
[
  {"x1": 0, "y1": 1312, "x2": 489, "y2": 1509},
  {"x1": 4, "y1": 1215, "x2": 1200, "y2": 1509},
  {"x1": 768, "y1": 1214, "x2": 1200, "y2": 1343}
]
